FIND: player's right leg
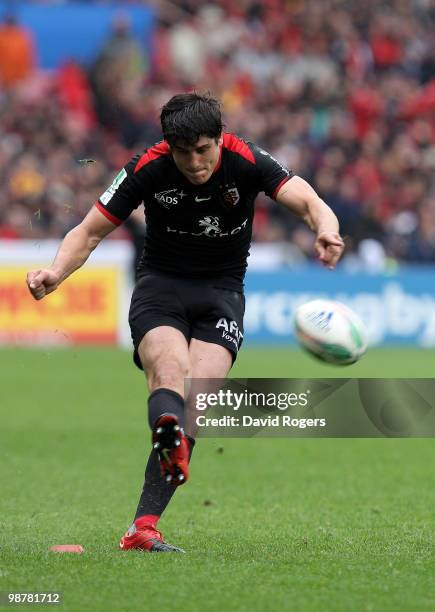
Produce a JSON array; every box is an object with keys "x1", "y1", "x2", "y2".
[
  {"x1": 138, "y1": 326, "x2": 192, "y2": 485},
  {"x1": 120, "y1": 326, "x2": 194, "y2": 552}
]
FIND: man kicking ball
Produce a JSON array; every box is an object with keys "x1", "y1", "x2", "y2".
[{"x1": 27, "y1": 93, "x2": 344, "y2": 552}]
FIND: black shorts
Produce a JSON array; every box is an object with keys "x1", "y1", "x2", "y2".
[{"x1": 129, "y1": 270, "x2": 245, "y2": 369}]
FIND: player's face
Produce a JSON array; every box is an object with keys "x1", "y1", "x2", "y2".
[{"x1": 170, "y1": 135, "x2": 223, "y2": 185}]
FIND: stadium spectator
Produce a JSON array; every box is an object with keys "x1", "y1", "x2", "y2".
[
  {"x1": 402, "y1": 196, "x2": 435, "y2": 262},
  {"x1": 0, "y1": 15, "x2": 35, "y2": 88}
]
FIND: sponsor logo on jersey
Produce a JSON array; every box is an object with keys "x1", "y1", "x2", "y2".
[
  {"x1": 154, "y1": 188, "x2": 186, "y2": 208},
  {"x1": 166, "y1": 217, "x2": 248, "y2": 238},
  {"x1": 222, "y1": 187, "x2": 240, "y2": 206},
  {"x1": 100, "y1": 168, "x2": 127, "y2": 205},
  {"x1": 195, "y1": 195, "x2": 212, "y2": 202},
  {"x1": 198, "y1": 216, "x2": 221, "y2": 236},
  {"x1": 216, "y1": 318, "x2": 243, "y2": 351}
]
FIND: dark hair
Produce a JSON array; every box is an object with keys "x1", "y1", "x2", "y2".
[{"x1": 160, "y1": 93, "x2": 223, "y2": 146}]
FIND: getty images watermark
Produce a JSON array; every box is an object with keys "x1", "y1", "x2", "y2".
[
  {"x1": 184, "y1": 379, "x2": 435, "y2": 438},
  {"x1": 194, "y1": 388, "x2": 325, "y2": 430}
]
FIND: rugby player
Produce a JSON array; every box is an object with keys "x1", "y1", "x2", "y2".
[{"x1": 26, "y1": 93, "x2": 344, "y2": 552}]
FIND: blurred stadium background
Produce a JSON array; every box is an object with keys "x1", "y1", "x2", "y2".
[
  {"x1": 1, "y1": 2, "x2": 434, "y2": 611},
  {"x1": 1, "y1": 0, "x2": 435, "y2": 349}
]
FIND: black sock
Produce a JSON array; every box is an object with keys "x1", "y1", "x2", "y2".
[
  {"x1": 148, "y1": 388, "x2": 185, "y2": 429},
  {"x1": 134, "y1": 435, "x2": 195, "y2": 520}
]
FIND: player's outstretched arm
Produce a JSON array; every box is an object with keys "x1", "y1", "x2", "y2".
[
  {"x1": 26, "y1": 206, "x2": 117, "y2": 300},
  {"x1": 275, "y1": 175, "x2": 344, "y2": 269}
]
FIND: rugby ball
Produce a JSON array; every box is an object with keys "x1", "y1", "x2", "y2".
[{"x1": 294, "y1": 299, "x2": 367, "y2": 365}]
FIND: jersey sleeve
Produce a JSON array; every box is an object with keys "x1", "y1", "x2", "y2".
[
  {"x1": 249, "y1": 143, "x2": 293, "y2": 199},
  {"x1": 96, "y1": 156, "x2": 145, "y2": 225}
]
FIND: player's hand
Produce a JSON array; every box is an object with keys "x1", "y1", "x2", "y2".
[
  {"x1": 26, "y1": 269, "x2": 61, "y2": 300},
  {"x1": 315, "y1": 231, "x2": 345, "y2": 269}
]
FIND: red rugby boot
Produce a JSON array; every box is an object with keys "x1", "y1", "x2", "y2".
[
  {"x1": 119, "y1": 517, "x2": 184, "y2": 553},
  {"x1": 152, "y1": 414, "x2": 189, "y2": 485}
]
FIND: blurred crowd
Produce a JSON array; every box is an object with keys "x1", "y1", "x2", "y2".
[{"x1": 1, "y1": 0, "x2": 435, "y2": 268}]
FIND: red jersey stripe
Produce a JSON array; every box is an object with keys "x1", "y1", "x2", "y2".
[
  {"x1": 272, "y1": 176, "x2": 291, "y2": 200},
  {"x1": 223, "y1": 133, "x2": 256, "y2": 164},
  {"x1": 134, "y1": 141, "x2": 171, "y2": 173},
  {"x1": 95, "y1": 201, "x2": 123, "y2": 226}
]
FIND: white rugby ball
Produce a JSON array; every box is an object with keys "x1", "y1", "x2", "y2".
[{"x1": 294, "y1": 299, "x2": 367, "y2": 365}]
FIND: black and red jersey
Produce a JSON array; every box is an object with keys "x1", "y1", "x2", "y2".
[{"x1": 96, "y1": 133, "x2": 292, "y2": 287}]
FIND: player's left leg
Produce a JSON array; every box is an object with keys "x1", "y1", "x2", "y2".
[
  {"x1": 185, "y1": 283, "x2": 244, "y2": 436},
  {"x1": 185, "y1": 339, "x2": 233, "y2": 438}
]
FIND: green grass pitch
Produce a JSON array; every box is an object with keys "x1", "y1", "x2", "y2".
[{"x1": 1, "y1": 347, "x2": 434, "y2": 611}]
